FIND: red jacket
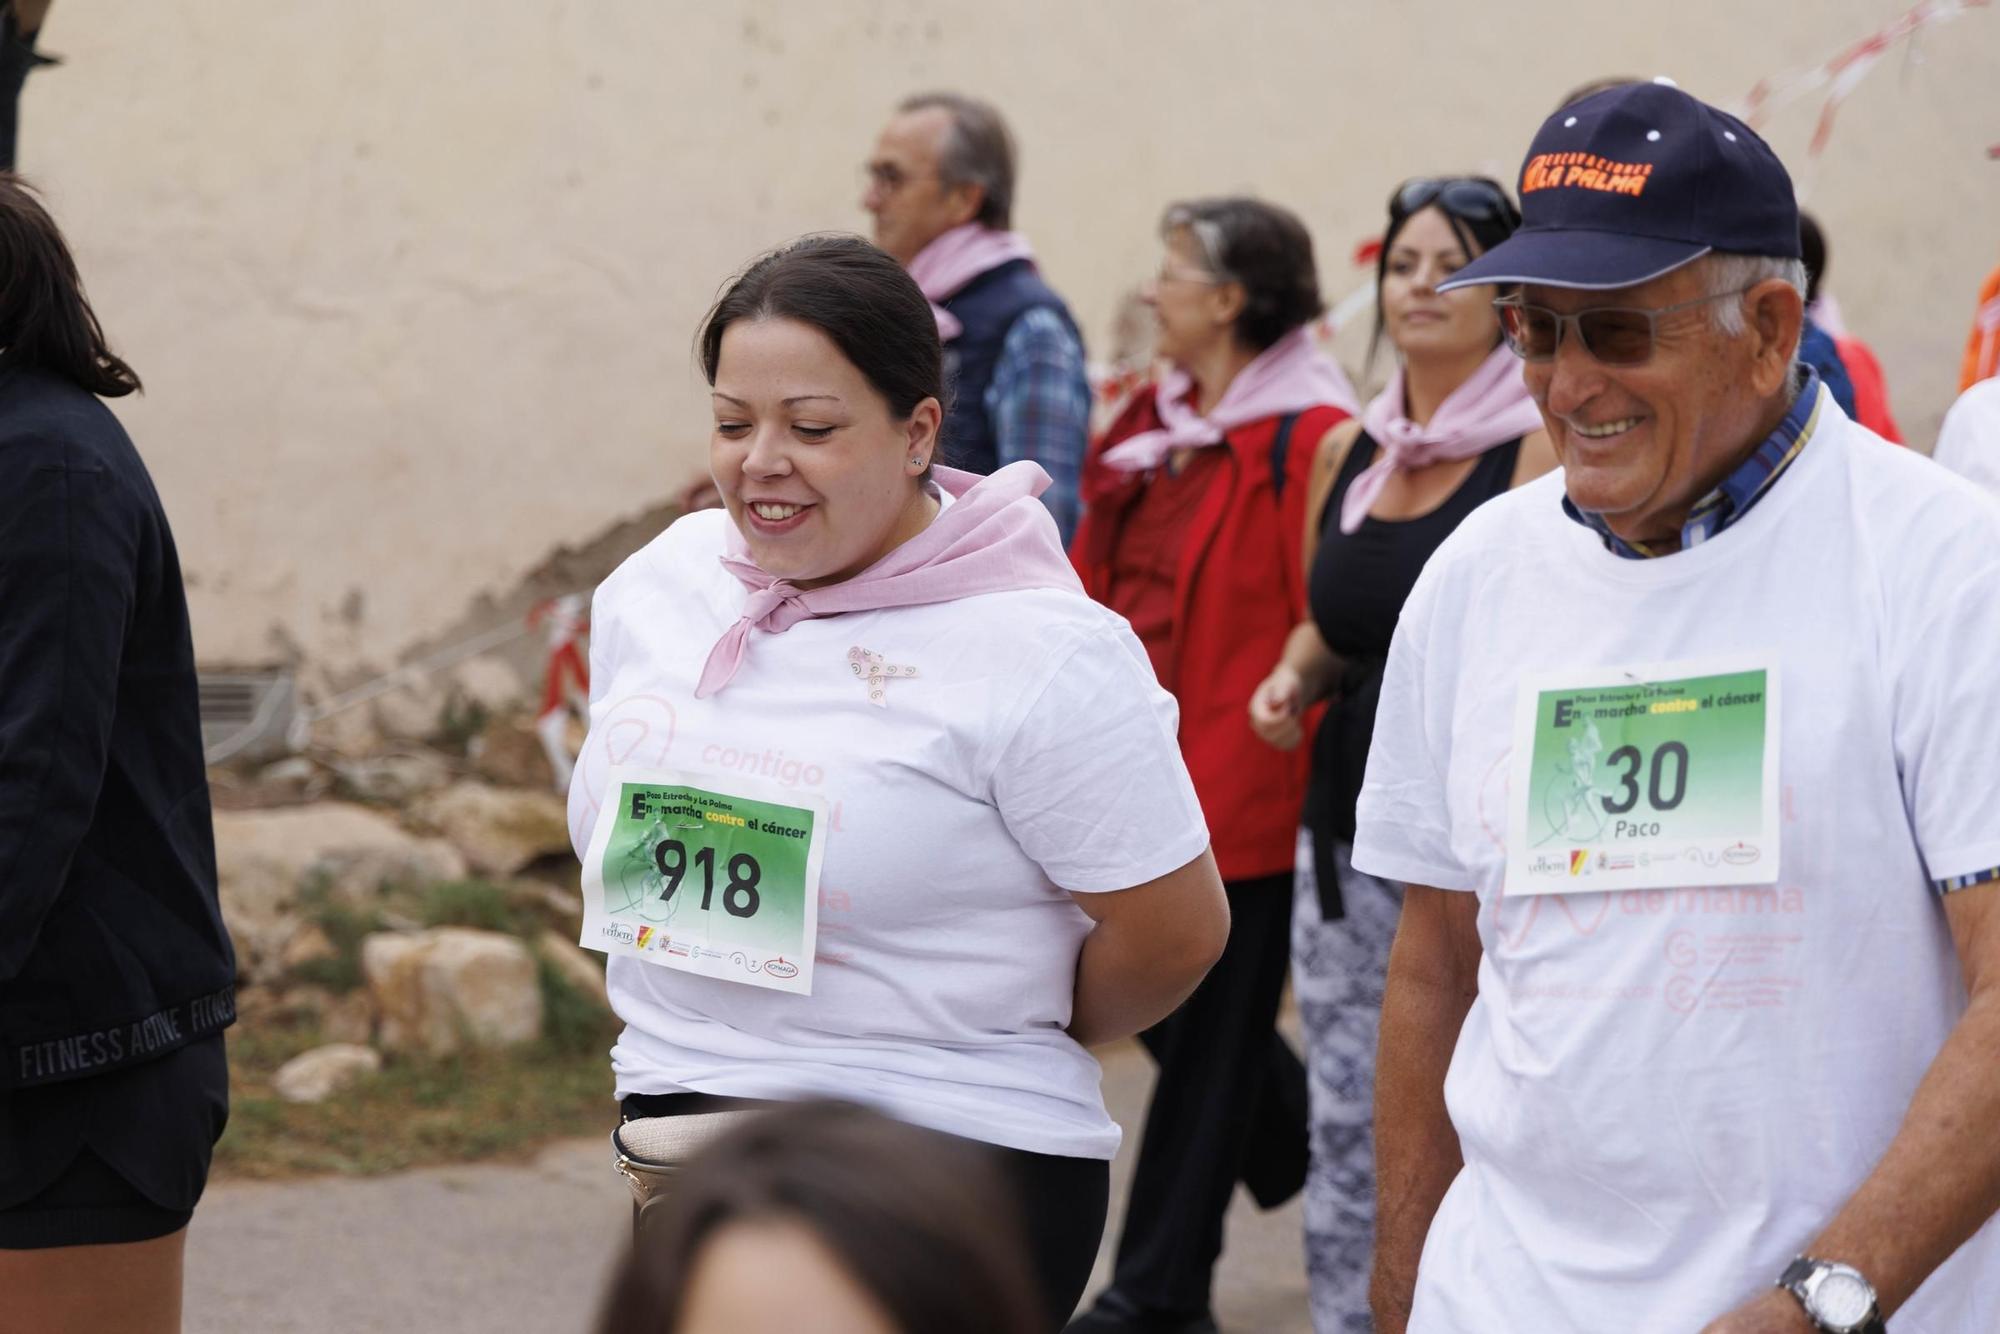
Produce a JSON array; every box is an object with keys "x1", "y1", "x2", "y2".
[
  {"x1": 1832, "y1": 334, "x2": 1903, "y2": 444},
  {"x1": 1072, "y1": 394, "x2": 1349, "y2": 882}
]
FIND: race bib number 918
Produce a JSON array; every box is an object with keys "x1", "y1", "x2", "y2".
[
  {"x1": 579, "y1": 766, "x2": 824, "y2": 994},
  {"x1": 1505, "y1": 656, "x2": 1780, "y2": 896}
]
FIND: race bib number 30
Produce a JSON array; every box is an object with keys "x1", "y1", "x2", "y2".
[
  {"x1": 1506, "y1": 656, "x2": 1780, "y2": 896},
  {"x1": 580, "y1": 766, "x2": 824, "y2": 994}
]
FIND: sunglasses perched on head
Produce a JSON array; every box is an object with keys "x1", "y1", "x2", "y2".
[
  {"x1": 1389, "y1": 177, "x2": 1519, "y2": 227},
  {"x1": 1493, "y1": 288, "x2": 1755, "y2": 366}
]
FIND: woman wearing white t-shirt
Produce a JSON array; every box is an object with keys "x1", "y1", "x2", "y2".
[{"x1": 568, "y1": 234, "x2": 1227, "y2": 1329}]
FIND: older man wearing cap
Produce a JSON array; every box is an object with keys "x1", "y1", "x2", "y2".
[{"x1": 1357, "y1": 80, "x2": 2000, "y2": 1334}]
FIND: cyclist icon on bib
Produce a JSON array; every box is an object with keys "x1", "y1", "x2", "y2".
[{"x1": 1544, "y1": 719, "x2": 1608, "y2": 843}]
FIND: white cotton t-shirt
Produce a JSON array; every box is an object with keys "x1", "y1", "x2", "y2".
[
  {"x1": 1354, "y1": 393, "x2": 2000, "y2": 1332},
  {"x1": 1931, "y1": 375, "x2": 2000, "y2": 497},
  {"x1": 568, "y1": 504, "x2": 1209, "y2": 1161}
]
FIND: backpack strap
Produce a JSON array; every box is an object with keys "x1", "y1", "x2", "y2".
[{"x1": 1268, "y1": 411, "x2": 1303, "y2": 498}]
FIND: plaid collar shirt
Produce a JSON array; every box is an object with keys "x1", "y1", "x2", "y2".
[{"x1": 1563, "y1": 368, "x2": 1825, "y2": 559}]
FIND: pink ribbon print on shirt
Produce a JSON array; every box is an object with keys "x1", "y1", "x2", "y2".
[{"x1": 848, "y1": 647, "x2": 918, "y2": 707}]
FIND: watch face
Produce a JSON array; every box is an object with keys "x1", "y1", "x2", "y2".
[{"x1": 1809, "y1": 1270, "x2": 1875, "y2": 1329}]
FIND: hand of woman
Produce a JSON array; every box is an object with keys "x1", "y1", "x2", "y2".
[{"x1": 1249, "y1": 662, "x2": 1307, "y2": 751}]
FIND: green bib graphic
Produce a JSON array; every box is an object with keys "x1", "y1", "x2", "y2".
[
  {"x1": 580, "y1": 767, "x2": 825, "y2": 994},
  {"x1": 1507, "y1": 657, "x2": 1779, "y2": 895}
]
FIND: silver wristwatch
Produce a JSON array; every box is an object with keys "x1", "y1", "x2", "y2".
[{"x1": 1777, "y1": 1256, "x2": 1885, "y2": 1334}]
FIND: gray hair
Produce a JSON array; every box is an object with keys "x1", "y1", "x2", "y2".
[
  {"x1": 897, "y1": 92, "x2": 1016, "y2": 231},
  {"x1": 1159, "y1": 204, "x2": 1234, "y2": 281},
  {"x1": 1155, "y1": 197, "x2": 1326, "y2": 351},
  {"x1": 1703, "y1": 252, "x2": 1808, "y2": 338}
]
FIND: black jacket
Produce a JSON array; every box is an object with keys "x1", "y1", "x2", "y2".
[{"x1": 0, "y1": 366, "x2": 235, "y2": 1092}]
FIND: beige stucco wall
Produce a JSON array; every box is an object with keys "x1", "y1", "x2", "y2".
[{"x1": 22, "y1": 0, "x2": 1999, "y2": 678}]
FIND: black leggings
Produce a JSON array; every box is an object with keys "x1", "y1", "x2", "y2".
[{"x1": 621, "y1": 1092, "x2": 1109, "y2": 1330}]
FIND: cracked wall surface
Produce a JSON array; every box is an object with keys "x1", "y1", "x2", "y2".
[{"x1": 19, "y1": 1, "x2": 1997, "y2": 677}]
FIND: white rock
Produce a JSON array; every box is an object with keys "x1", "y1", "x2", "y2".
[
  {"x1": 536, "y1": 929, "x2": 609, "y2": 1008},
  {"x1": 451, "y1": 656, "x2": 527, "y2": 711},
  {"x1": 466, "y1": 712, "x2": 555, "y2": 791},
  {"x1": 362, "y1": 927, "x2": 544, "y2": 1056},
  {"x1": 371, "y1": 683, "x2": 446, "y2": 742},
  {"x1": 331, "y1": 750, "x2": 454, "y2": 804},
  {"x1": 413, "y1": 781, "x2": 572, "y2": 877},
  {"x1": 214, "y1": 803, "x2": 469, "y2": 983},
  {"x1": 279, "y1": 923, "x2": 338, "y2": 972},
  {"x1": 272, "y1": 1043, "x2": 382, "y2": 1104},
  {"x1": 256, "y1": 756, "x2": 332, "y2": 803}
]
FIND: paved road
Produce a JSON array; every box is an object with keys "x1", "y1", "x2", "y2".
[{"x1": 184, "y1": 1039, "x2": 1312, "y2": 1333}]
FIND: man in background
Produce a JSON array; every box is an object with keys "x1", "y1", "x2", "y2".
[{"x1": 863, "y1": 92, "x2": 1091, "y2": 544}]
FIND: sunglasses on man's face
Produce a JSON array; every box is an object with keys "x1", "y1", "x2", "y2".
[
  {"x1": 1493, "y1": 288, "x2": 1756, "y2": 367},
  {"x1": 1389, "y1": 177, "x2": 1517, "y2": 226}
]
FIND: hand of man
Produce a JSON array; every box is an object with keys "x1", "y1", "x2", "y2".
[{"x1": 1697, "y1": 1288, "x2": 1816, "y2": 1334}]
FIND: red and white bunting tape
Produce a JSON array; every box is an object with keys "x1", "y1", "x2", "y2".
[
  {"x1": 1738, "y1": 0, "x2": 1990, "y2": 160},
  {"x1": 528, "y1": 593, "x2": 590, "y2": 792},
  {"x1": 528, "y1": 594, "x2": 590, "y2": 718}
]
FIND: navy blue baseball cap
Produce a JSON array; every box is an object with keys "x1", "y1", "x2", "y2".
[{"x1": 1439, "y1": 79, "x2": 1800, "y2": 292}]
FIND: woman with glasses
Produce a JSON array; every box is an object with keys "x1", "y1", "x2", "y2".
[
  {"x1": 1247, "y1": 176, "x2": 1555, "y2": 1331},
  {"x1": 1067, "y1": 197, "x2": 1357, "y2": 1334}
]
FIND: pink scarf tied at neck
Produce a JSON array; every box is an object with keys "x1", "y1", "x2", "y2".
[
  {"x1": 906, "y1": 224, "x2": 1037, "y2": 342},
  {"x1": 1339, "y1": 343, "x2": 1545, "y2": 534},
  {"x1": 695, "y1": 461, "x2": 1083, "y2": 699},
  {"x1": 1097, "y1": 327, "x2": 1361, "y2": 474}
]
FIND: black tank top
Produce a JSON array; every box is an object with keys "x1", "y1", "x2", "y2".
[{"x1": 1303, "y1": 429, "x2": 1521, "y2": 917}]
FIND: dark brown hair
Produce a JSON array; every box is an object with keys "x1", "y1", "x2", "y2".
[
  {"x1": 698, "y1": 234, "x2": 944, "y2": 475},
  {"x1": 1372, "y1": 176, "x2": 1522, "y2": 370},
  {"x1": 595, "y1": 1103, "x2": 1043, "y2": 1334},
  {"x1": 1799, "y1": 211, "x2": 1827, "y2": 307},
  {"x1": 0, "y1": 174, "x2": 141, "y2": 396}
]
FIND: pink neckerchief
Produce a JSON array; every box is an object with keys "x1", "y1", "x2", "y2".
[
  {"x1": 905, "y1": 223, "x2": 1036, "y2": 341},
  {"x1": 1097, "y1": 327, "x2": 1360, "y2": 473},
  {"x1": 1339, "y1": 343, "x2": 1545, "y2": 534},
  {"x1": 695, "y1": 462, "x2": 1083, "y2": 698}
]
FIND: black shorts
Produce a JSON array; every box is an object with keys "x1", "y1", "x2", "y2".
[
  {"x1": 0, "y1": 1035, "x2": 229, "y2": 1250},
  {"x1": 0, "y1": 1149, "x2": 194, "y2": 1250}
]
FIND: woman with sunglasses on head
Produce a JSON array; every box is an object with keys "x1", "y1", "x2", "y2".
[
  {"x1": 1247, "y1": 176, "x2": 1555, "y2": 1331},
  {"x1": 1067, "y1": 197, "x2": 1356, "y2": 1334}
]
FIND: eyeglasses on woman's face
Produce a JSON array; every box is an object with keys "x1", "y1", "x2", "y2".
[{"x1": 1153, "y1": 261, "x2": 1223, "y2": 287}]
